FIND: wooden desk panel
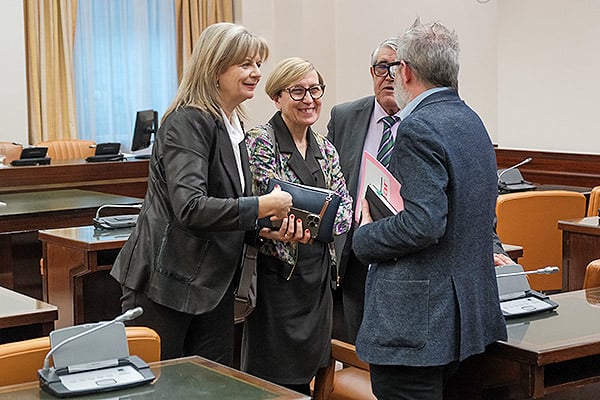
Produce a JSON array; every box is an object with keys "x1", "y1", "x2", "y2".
[
  {"x1": 0, "y1": 286, "x2": 57, "y2": 344},
  {"x1": 0, "y1": 158, "x2": 148, "y2": 198},
  {"x1": 39, "y1": 226, "x2": 130, "y2": 329},
  {"x1": 558, "y1": 216, "x2": 600, "y2": 291}
]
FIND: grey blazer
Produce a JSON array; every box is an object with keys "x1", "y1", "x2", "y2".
[
  {"x1": 110, "y1": 107, "x2": 258, "y2": 315},
  {"x1": 353, "y1": 89, "x2": 507, "y2": 366}
]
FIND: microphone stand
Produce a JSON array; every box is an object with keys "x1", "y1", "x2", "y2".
[
  {"x1": 42, "y1": 307, "x2": 143, "y2": 372},
  {"x1": 497, "y1": 157, "x2": 533, "y2": 184}
]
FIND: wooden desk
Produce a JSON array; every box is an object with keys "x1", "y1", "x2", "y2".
[
  {"x1": 0, "y1": 355, "x2": 310, "y2": 399},
  {"x1": 39, "y1": 225, "x2": 132, "y2": 329},
  {"x1": 0, "y1": 189, "x2": 142, "y2": 300},
  {"x1": 0, "y1": 286, "x2": 57, "y2": 344},
  {"x1": 447, "y1": 288, "x2": 600, "y2": 399},
  {"x1": 558, "y1": 216, "x2": 600, "y2": 291},
  {"x1": 0, "y1": 158, "x2": 148, "y2": 198}
]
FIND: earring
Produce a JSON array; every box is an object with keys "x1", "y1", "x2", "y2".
[{"x1": 216, "y1": 81, "x2": 220, "y2": 88}]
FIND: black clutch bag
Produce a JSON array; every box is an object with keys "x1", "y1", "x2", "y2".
[{"x1": 259, "y1": 178, "x2": 341, "y2": 243}]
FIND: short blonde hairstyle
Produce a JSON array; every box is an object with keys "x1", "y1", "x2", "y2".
[
  {"x1": 163, "y1": 22, "x2": 269, "y2": 122},
  {"x1": 264, "y1": 57, "x2": 324, "y2": 100}
]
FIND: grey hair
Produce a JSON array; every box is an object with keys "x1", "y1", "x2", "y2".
[
  {"x1": 370, "y1": 37, "x2": 399, "y2": 65},
  {"x1": 396, "y1": 18, "x2": 459, "y2": 89}
]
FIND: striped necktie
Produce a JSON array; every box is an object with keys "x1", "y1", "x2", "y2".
[{"x1": 377, "y1": 115, "x2": 399, "y2": 167}]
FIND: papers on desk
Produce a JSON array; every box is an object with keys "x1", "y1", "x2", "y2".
[{"x1": 356, "y1": 151, "x2": 403, "y2": 222}]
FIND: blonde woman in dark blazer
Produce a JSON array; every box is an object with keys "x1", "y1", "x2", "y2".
[{"x1": 110, "y1": 23, "x2": 293, "y2": 365}]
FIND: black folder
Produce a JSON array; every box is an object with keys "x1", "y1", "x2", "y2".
[{"x1": 365, "y1": 184, "x2": 398, "y2": 221}]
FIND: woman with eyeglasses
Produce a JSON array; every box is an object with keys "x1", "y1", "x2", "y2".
[{"x1": 242, "y1": 57, "x2": 353, "y2": 395}]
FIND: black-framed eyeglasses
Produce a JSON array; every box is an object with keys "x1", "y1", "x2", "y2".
[
  {"x1": 372, "y1": 61, "x2": 402, "y2": 79},
  {"x1": 284, "y1": 85, "x2": 326, "y2": 101}
]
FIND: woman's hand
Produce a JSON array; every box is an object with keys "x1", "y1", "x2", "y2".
[
  {"x1": 258, "y1": 184, "x2": 292, "y2": 219},
  {"x1": 259, "y1": 213, "x2": 312, "y2": 244}
]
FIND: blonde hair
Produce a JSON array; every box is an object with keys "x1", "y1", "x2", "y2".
[
  {"x1": 264, "y1": 57, "x2": 324, "y2": 100},
  {"x1": 163, "y1": 22, "x2": 269, "y2": 122}
]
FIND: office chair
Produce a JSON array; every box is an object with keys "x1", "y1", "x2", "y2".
[
  {"x1": 0, "y1": 326, "x2": 160, "y2": 387},
  {"x1": 583, "y1": 259, "x2": 600, "y2": 289},
  {"x1": 587, "y1": 186, "x2": 600, "y2": 217},
  {"x1": 34, "y1": 139, "x2": 96, "y2": 160},
  {"x1": 496, "y1": 190, "x2": 586, "y2": 292},
  {"x1": 0, "y1": 141, "x2": 23, "y2": 165},
  {"x1": 313, "y1": 339, "x2": 376, "y2": 400}
]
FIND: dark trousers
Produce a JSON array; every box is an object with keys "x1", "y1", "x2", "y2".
[
  {"x1": 341, "y1": 251, "x2": 368, "y2": 344},
  {"x1": 121, "y1": 284, "x2": 235, "y2": 366},
  {"x1": 370, "y1": 362, "x2": 458, "y2": 400}
]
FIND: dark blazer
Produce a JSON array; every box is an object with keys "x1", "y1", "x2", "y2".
[
  {"x1": 110, "y1": 107, "x2": 259, "y2": 315},
  {"x1": 353, "y1": 89, "x2": 507, "y2": 366},
  {"x1": 326, "y1": 96, "x2": 374, "y2": 279}
]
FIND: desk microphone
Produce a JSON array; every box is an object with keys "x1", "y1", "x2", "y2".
[
  {"x1": 496, "y1": 266, "x2": 559, "y2": 278},
  {"x1": 497, "y1": 157, "x2": 533, "y2": 183},
  {"x1": 42, "y1": 307, "x2": 143, "y2": 372},
  {"x1": 95, "y1": 203, "x2": 143, "y2": 219}
]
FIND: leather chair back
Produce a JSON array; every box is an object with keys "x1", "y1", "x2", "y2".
[
  {"x1": 0, "y1": 326, "x2": 160, "y2": 387},
  {"x1": 0, "y1": 141, "x2": 23, "y2": 165},
  {"x1": 583, "y1": 259, "x2": 600, "y2": 289},
  {"x1": 496, "y1": 190, "x2": 586, "y2": 292},
  {"x1": 34, "y1": 139, "x2": 96, "y2": 160},
  {"x1": 313, "y1": 339, "x2": 376, "y2": 400},
  {"x1": 587, "y1": 186, "x2": 600, "y2": 217}
]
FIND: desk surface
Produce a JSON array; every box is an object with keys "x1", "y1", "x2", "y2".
[
  {"x1": 0, "y1": 189, "x2": 141, "y2": 218},
  {"x1": 448, "y1": 287, "x2": 600, "y2": 399},
  {"x1": 494, "y1": 288, "x2": 600, "y2": 361},
  {"x1": 0, "y1": 286, "x2": 57, "y2": 330},
  {"x1": 39, "y1": 225, "x2": 132, "y2": 251},
  {"x1": 558, "y1": 216, "x2": 600, "y2": 235},
  {"x1": 0, "y1": 356, "x2": 309, "y2": 399},
  {"x1": 0, "y1": 189, "x2": 142, "y2": 233}
]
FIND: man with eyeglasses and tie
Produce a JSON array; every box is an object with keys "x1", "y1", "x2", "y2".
[
  {"x1": 326, "y1": 37, "x2": 402, "y2": 344},
  {"x1": 327, "y1": 37, "x2": 512, "y2": 345}
]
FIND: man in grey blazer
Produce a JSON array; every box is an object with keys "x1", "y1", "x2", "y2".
[
  {"x1": 352, "y1": 20, "x2": 507, "y2": 399},
  {"x1": 328, "y1": 37, "x2": 511, "y2": 345}
]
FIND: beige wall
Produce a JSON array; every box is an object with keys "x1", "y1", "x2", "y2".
[
  {"x1": 0, "y1": 1, "x2": 27, "y2": 144},
  {"x1": 237, "y1": 0, "x2": 600, "y2": 154},
  {"x1": 3, "y1": 1, "x2": 600, "y2": 153}
]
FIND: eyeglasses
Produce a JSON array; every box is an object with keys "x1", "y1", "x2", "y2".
[
  {"x1": 284, "y1": 85, "x2": 326, "y2": 101},
  {"x1": 372, "y1": 61, "x2": 402, "y2": 79}
]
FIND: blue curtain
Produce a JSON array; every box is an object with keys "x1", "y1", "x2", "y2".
[{"x1": 74, "y1": 0, "x2": 177, "y2": 151}]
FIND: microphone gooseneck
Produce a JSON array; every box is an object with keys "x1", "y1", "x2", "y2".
[
  {"x1": 496, "y1": 266, "x2": 559, "y2": 278},
  {"x1": 42, "y1": 307, "x2": 143, "y2": 371},
  {"x1": 497, "y1": 157, "x2": 533, "y2": 182}
]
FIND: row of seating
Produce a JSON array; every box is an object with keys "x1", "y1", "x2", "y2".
[{"x1": 0, "y1": 139, "x2": 96, "y2": 165}]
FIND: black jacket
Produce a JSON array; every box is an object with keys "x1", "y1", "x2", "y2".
[{"x1": 110, "y1": 107, "x2": 258, "y2": 314}]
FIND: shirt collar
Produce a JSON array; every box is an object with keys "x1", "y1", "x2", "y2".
[
  {"x1": 373, "y1": 99, "x2": 401, "y2": 123},
  {"x1": 399, "y1": 87, "x2": 449, "y2": 120},
  {"x1": 220, "y1": 109, "x2": 244, "y2": 144}
]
